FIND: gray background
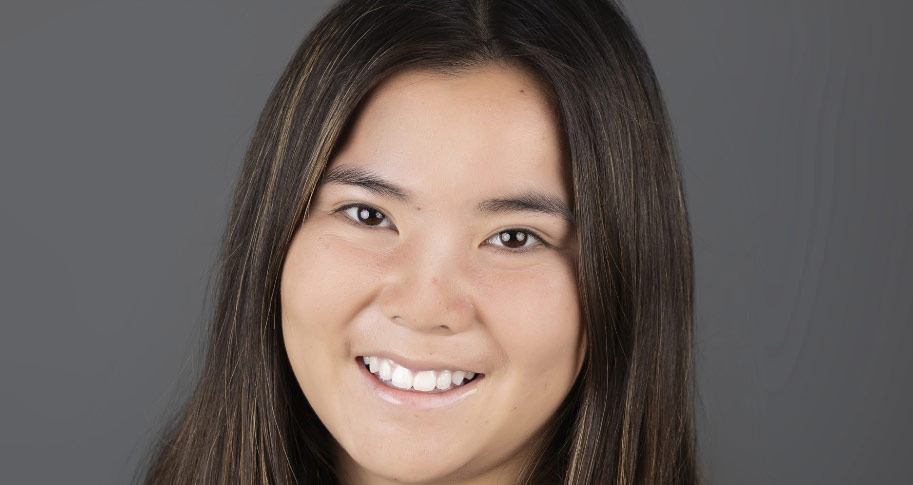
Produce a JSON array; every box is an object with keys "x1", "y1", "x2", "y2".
[{"x1": 1, "y1": 1, "x2": 910, "y2": 483}]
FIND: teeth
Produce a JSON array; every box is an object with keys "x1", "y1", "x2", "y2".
[
  {"x1": 451, "y1": 371, "x2": 466, "y2": 386},
  {"x1": 360, "y1": 356, "x2": 478, "y2": 393},
  {"x1": 413, "y1": 371, "x2": 436, "y2": 391},
  {"x1": 436, "y1": 370, "x2": 452, "y2": 390},
  {"x1": 379, "y1": 358, "x2": 393, "y2": 381},
  {"x1": 391, "y1": 366, "x2": 413, "y2": 389}
]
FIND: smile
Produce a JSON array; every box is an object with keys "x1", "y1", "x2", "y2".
[
  {"x1": 360, "y1": 356, "x2": 481, "y2": 393},
  {"x1": 355, "y1": 355, "x2": 485, "y2": 409}
]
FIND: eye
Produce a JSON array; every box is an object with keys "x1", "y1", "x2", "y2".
[
  {"x1": 330, "y1": 203, "x2": 548, "y2": 254},
  {"x1": 485, "y1": 228, "x2": 548, "y2": 254},
  {"x1": 333, "y1": 203, "x2": 396, "y2": 229}
]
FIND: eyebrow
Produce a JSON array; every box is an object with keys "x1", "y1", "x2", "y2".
[{"x1": 318, "y1": 165, "x2": 576, "y2": 226}]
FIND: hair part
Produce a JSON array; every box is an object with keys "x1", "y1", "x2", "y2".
[{"x1": 139, "y1": 1, "x2": 701, "y2": 483}]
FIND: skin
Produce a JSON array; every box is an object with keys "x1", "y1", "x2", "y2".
[{"x1": 280, "y1": 64, "x2": 585, "y2": 484}]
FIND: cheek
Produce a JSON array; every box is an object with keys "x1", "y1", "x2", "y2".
[
  {"x1": 482, "y1": 261, "x2": 582, "y2": 385},
  {"x1": 282, "y1": 230, "x2": 380, "y2": 327},
  {"x1": 280, "y1": 229, "x2": 383, "y2": 387},
  {"x1": 471, "y1": 259, "x2": 583, "y2": 450}
]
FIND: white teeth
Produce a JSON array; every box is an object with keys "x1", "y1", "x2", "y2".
[
  {"x1": 413, "y1": 371, "x2": 436, "y2": 391},
  {"x1": 379, "y1": 358, "x2": 393, "y2": 381},
  {"x1": 361, "y1": 356, "x2": 478, "y2": 393},
  {"x1": 436, "y1": 370, "x2": 452, "y2": 390},
  {"x1": 391, "y1": 366, "x2": 413, "y2": 389},
  {"x1": 451, "y1": 371, "x2": 466, "y2": 386}
]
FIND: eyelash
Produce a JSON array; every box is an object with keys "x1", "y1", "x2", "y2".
[{"x1": 330, "y1": 203, "x2": 549, "y2": 254}]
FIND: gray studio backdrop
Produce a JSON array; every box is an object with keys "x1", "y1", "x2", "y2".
[{"x1": 1, "y1": 1, "x2": 910, "y2": 484}]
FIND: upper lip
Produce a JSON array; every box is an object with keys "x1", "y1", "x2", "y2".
[{"x1": 357, "y1": 350, "x2": 483, "y2": 374}]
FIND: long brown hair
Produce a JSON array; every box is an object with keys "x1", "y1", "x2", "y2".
[{"x1": 139, "y1": 0, "x2": 701, "y2": 483}]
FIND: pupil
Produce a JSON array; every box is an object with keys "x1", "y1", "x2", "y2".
[
  {"x1": 358, "y1": 207, "x2": 383, "y2": 225},
  {"x1": 500, "y1": 230, "x2": 526, "y2": 248}
]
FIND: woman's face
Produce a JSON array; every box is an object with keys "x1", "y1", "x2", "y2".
[{"x1": 280, "y1": 64, "x2": 584, "y2": 484}]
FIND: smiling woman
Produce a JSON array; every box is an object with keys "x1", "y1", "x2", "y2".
[
  {"x1": 140, "y1": 1, "x2": 700, "y2": 484},
  {"x1": 281, "y1": 67, "x2": 585, "y2": 483}
]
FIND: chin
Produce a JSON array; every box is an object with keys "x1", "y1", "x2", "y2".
[{"x1": 341, "y1": 440, "x2": 479, "y2": 484}]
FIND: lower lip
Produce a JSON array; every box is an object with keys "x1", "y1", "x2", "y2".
[{"x1": 355, "y1": 358, "x2": 485, "y2": 410}]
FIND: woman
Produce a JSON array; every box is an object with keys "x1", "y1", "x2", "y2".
[{"x1": 141, "y1": 0, "x2": 700, "y2": 483}]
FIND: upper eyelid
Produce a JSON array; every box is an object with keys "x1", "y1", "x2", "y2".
[{"x1": 331, "y1": 202, "x2": 548, "y2": 249}]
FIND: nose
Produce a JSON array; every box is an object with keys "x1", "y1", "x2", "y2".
[{"x1": 376, "y1": 232, "x2": 476, "y2": 334}]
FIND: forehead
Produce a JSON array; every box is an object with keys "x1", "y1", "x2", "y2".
[{"x1": 328, "y1": 65, "x2": 571, "y2": 211}]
